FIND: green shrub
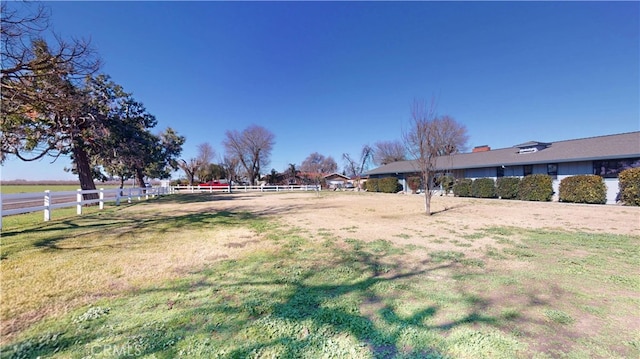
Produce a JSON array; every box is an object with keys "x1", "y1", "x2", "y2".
[
  {"x1": 453, "y1": 178, "x2": 473, "y2": 197},
  {"x1": 518, "y1": 174, "x2": 553, "y2": 201},
  {"x1": 472, "y1": 178, "x2": 496, "y2": 198},
  {"x1": 407, "y1": 176, "x2": 421, "y2": 194},
  {"x1": 365, "y1": 178, "x2": 379, "y2": 192},
  {"x1": 438, "y1": 175, "x2": 455, "y2": 195},
  {"x1": 378, "y1": 177, "x2": 402, "y2": 193},
  {"x1": 619, "y1": 167, "x2": 640, "y2": 206},
  {"x1": 559, "y1": 175, "x2": 606, "y2": 204},
  {"x1": 496, "y1": 177, "x2": 520, "y2": 199}
]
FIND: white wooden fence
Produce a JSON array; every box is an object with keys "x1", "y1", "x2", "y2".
[
  {"x1": 173, "y1": 184, "x2": 321, "y2": 193},
  {"x1": 1, "y1": 185, "x2": 320, "y2": 230},
  {"x1": 0, "y1": 187, "x2": 169, "y2": 230}
]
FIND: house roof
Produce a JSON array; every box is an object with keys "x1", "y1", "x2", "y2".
[
  {"x1": 323, "y1": 172, "x2": 350, "y2": 180},
  {"x1": 366, "y1": 131, "x2": 640, "y2": 175}
]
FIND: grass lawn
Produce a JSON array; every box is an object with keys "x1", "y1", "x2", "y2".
[{"x1": 1, "y1": 193, "x2": 638, "y2": 358}]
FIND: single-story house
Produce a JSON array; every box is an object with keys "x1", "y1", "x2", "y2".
[
  {"x1": 324, "y1": 173, "x2": 350, "y2": 189},
  {"x1": 365, "y1": 131, "x2": 640, "y2": 204}
]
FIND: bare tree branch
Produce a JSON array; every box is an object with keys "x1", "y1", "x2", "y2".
[{"x1": 403, "y1": 98, "x2": 468, "y2": 215}]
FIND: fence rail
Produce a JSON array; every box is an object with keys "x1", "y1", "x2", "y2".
[
  {"x1": 172, "y1": 184, "x2": 321, "y2": 193},
  {"x1": 1, "y1": 187, "x2": 169, "y2": 230},
  {"x1": 1, "y1": 185, "x2": 320, "y2": 229}
]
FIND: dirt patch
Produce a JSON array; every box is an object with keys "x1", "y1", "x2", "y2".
[{"x1": 213, "y1": 191, "x2": 639, "y2": 240}]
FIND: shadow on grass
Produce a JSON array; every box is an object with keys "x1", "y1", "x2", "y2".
[
  {"x1": 128, "y1": 245, "x2": 504, "y2": 357},
  {"x1": 3, "y1": 229, "x2": 549, "y2": 358},
  {"x1": 0, "y1": 205, "x2": 262, "y2": 262}
]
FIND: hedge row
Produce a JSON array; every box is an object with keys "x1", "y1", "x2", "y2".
[
  {"x1": 366, "y1": 177, "x2": 403, "y2": 193},
  {"x1": 453, "y1": 175, "x2": 554, "y2": 201},
  {"x1": 375, "y1": 169, "x2": 640, "y2": 205}
]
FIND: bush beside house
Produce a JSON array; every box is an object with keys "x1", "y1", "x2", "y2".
[
  {"x1": 471, "y1": 178, "x2": 496, "y2": 198},
  {"x1": 438, "y1": 175, "x2": 455, "y2": 195},
  {"x1": 366, "y1": 177, "x2": 402, "y2": 193},
  {"x1": 618, "y1": 167, "x2": 640, "y2": 206},
  {"x1": 379, "y1": 177, "x2": 403, "y2": 193},
  {"x1": 453, "y1": 179, "x2": 473, "y2": 197},
  {"x1": 518, "y1": 174, "x2": 553, "y2": 201},
  {"x1": 496, "y1": 177, "x2": 521, "y2": 199},
  {"x1": 559, "y1": 175, "x2": 606, "y2": 204}
]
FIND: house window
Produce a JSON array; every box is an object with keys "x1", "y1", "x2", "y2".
[
  {"x1": 496, "y1": 166, "x2": 504, "y2": 178},
  {"x1": 594, "y1": 158, "x2": 640, "y2": 178},
  {"x1": 547, "y1": 163, "x2": 558, "y2": 179},
  {"x1": 523, "y1": 165, "x2": 533, "y2": 176}
]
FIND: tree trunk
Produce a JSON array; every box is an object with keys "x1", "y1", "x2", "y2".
[
  {"x1": 72, "y1": 146, "x2": 98, "y2": 200},
  {"x1": 424, "y1": 172, "x2": 433, "y2": 215},
  {"x1": 135, "y1": 168, "x2": 146, "y2": 189}
]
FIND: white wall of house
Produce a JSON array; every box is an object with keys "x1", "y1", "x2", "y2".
[{"x1": 604, "y1": 178, "x2": 620, "y2": 204}]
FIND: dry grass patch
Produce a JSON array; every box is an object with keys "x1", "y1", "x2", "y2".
[
  {"x1": 1, "y1": 191, "x2": 639, "y2": 358},
  {"x1": 0, "y1": 199, "x2": 274, "y2": 343}
]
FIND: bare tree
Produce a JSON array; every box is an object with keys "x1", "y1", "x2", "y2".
[
  {"x1": 223, "y1": 125, "x2": 275, "y2": 185},
  {"x1": 179, "y1": 158, "x2": 201, "y2": 186},
  {"x1": 1, "y1": 2, "x2": 99, "y2": 81},
  {"x1": 222, "y1": 155, "x2": 241, "y2": 184},
  {"x1": 300, "y1": 152, "x2": 338, "y2": 174},
  {"x1": 300, "y1": 152, "x2": 338, "y2": 186},
  {"x1": 373, "y1": 140, "x2": 406, "y2": 165},
  {"x1": 403, "y1": 99, "x2": 468, "y2": 215},
  {"x1": 343, "y1": 145, "x2": 372, "y2": 189},
  {"x1": 195, "y1": 142, "x2": 215, "y2": 181}
]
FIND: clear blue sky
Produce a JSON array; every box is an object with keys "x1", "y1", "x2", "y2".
[{"x1": 2, "y1": 1, "x2": 638, "y2": 181}]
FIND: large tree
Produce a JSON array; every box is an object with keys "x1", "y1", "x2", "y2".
[
  {"x1": 300, "y1": 152, "x2": 338, "y2": 186},
  {"x1": 223, "y1": 125, "x2": 275, "y2": 186},
  {"x1": 82, "y1": 75, "x2": 154, "y2": 188},
  {"x1": 373, "y1": 140, "x2": 406, "y2": 165},
  {"x1": 2, "y1": 41, "x2": 102, "y2": 196},
  {"x1": 300, "y1": 152, "x2": 338, "y2": 174},
  {"x1": 403, "y1": 99, "x2": 468, "y2": 215},
  {"x1": 76, "y1": 75, "x2": 183, "y2": 189},
  {"x1": 1, "y1": 2, "x2": 101, "y2": 195}
]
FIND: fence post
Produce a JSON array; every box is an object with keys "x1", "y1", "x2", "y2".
[
  {"x1": 77, "y1": 189, "x2": 83, "y2": 215},
  {"x1": 116, "y1": 189, "x2": 121, "y2": 206},
  {"x1": 127, "y1": 188, "x2": 132, "y2": 203},
  {"x1": 44, "y1": 190, "x2": 51, "y2": 221},
  {"x1": 0, "y1": 193, "x2": 3, "y2": 230},
  {"x1": 99, "y1": 188, "x2": 104, "y2": 210}
]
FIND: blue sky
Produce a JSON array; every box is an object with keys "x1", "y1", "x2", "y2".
[{"x1": 2, "y1": 1, "x2": 638, "y2": 181}]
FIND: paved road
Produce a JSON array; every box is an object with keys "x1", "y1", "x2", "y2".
[{"x1": 2, "y1": 192, "x2": 119, "y2": 212}]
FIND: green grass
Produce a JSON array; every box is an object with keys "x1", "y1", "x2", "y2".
[{"x1": 1, "y1": 195, "x2": 639, "y2": 358}]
